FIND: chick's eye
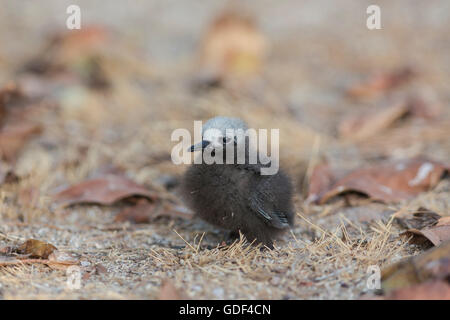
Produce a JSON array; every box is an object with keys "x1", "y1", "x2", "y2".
[{"x1": 222, "y1": 136, "x2": 232, "y2": 144}]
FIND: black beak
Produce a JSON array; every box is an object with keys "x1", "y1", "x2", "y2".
[{"x1": 189, "y1": 140, "x2": 210, "y2": 152}]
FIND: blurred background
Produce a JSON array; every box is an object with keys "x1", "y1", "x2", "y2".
[
  {"x1": 0, "y1": 0, "x2": 449, "y2": 299},
  {"x1": 0, "y1": 0, "x2": 449, "y2": 184}
]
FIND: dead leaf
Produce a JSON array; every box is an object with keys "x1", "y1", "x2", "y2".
[
  {"x1": 0, "y1": 123, "x2": 42, "y2": 162},
  {"x1": 340, "y1": 89, "x2": 442, "y2": 142},
  {"x1": 317, "y1": 158, "x2": 449, "y2": 204},
  {"x1": 396, "y1": 207, "x2": 441, "y2": 230},
  {"x1": 306, "y1": 163, "x2": 335, "y2": 204},
  {"x1": 198, "y1": 10, "x2": 267, "y2": 85},
  {"x1": 158, "y1": 280, "x2": 187, "y2": 300},
  {"x1": 401, "y1": 217, "x2": 450, "y2": 246},
  {"x1": 0, "y1": 82, "x2": 47, "y2": 163},
  {"x1": 381, "y1": 240, "x2": 450, "y2": 292},
  {"x1": 115, "y1": 199, "x2": 155, "y2": 223},
  {"x1": 436, "y1": 217, "x2": 450, "y2": 227},
  {"x1": 355, "y1": 118, "x2": 450, "y2": 158},
  {"x1": 347, "y1": 67, "x2": 415, "y2": 98},
  {"x1": 385, "y1": 280, "x2": 450, "y2": 300},
  {"x1": 53, "y1": 174, "x2": 157, "y2": 207},
  {"x1": 17, "y1": 239, "x2": 57, "y2": 259},
  {"x1": 338, "y1": 101, "x2": 409, "y2": 141}
]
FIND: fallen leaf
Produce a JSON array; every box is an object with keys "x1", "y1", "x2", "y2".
[
  {"x1": 401, "y1": 217, "x2": 450, "y2": 246},
  {"x1": 436, "y1": 217, "x2": 450, "y2": 227},
  {"x1": 355, "y1": 118, "x2": 450, "y2": 159},
  {"x1": 197, "y1": 10, "x2": 267, "y2": 86},
  {"x1": 17, "y1": 239, "x2": 57, "y2": 259},
  {"x1": 53, "y1": 174, "x2": 157, "y2": 207},
  {"x1": 396, "y1": 207, "x2": 441, "y2": 230},
  {"x1": 22, "y1": 26, "x2": 111, "y2": 91},
  {"x1": 381, "y1": 240, "x2": 450, "y2": 293},
  {"x1": 347, "y1": 67, "x2": 415, "y2": 98},
  {"x1": 317, "y1": 158, "x2": 449, "y2": 204},
  {"x1": 158, "y1": 280, "x2": 187, "y2": 300},
  {"x1": 0, "y1": 123, "x2": 42, "y2": 162},
  {"x1": 306, "y1": 163, "x2": 335, "y2": 204},
  {"x1": 0, "y1": 82, "x2": 48, "y2": 163},
  {"x1": 23, "y1": 26, "x2": 108, "y2": 75},
  {"x1": 115, "y1": 199, "x2": 155, "y2": 223},
  {"x1": 338, "y1": 101, "x2": 409, "y2": 141}
]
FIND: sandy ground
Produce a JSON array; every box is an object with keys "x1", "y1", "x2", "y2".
[{"x1": 0, "y1": 0, "x2": 449, "y2": 299}]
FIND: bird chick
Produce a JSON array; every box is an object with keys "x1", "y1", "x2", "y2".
[{"x1": 181, "y1": 116, "x2": 294, "y2": 248}]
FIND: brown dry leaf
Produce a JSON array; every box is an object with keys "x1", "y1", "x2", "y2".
[
  {"x1": 401, "y1": 217, "x2": 450, "y2": 246},
  {"x1": 115, "y1": 199, "x2": 155, "y2": 224},
  {"x1": 339, "y1": 92, "x2": 443, "y2": 142},
  {"x1": 198, "y1": 10, "x2": 267, "y2": 84},
  {"x1": 17, "y1": 239, "x2": 57, "y2": 259},
  {"x1": 347, "y1": 67, "x2": 415, "y2": 98},
  {"x1": 317, "y1": 158, "x2": 449, "y2": 204},
  {"x1": 355, "y1": 118, "x2": 450, "y2": 158},
  {"x1": 306, "y1": 163, "x2": 335, "y2": 204},
  {"x1": 24, "y1": 26, "x2": 108, "y2": 75},
  {"x1": 158, "y1": 280, "x2": 188, "y2": 300},
  {"x1": 53, "y1": 174, "x2": 157, "y2": 207},
  {"x1": 338, "y1": 101, "x2": 409, "y2": 141},
  {"x1": 381, "y1": 240, "x2": 450, "y2": 293},
  {"x1": 0, "y1": 82, "x2": 47, "y2": 163},
  {"x1": 22, "y1": 27, "x2": 111, "y2": 90},
  {"x1": 396, "y1": 207, "x2": 441, "y2": 230},
  {"x1": 385, "y1": 281, "x2": 450, "y2": 300},
  {"x1": 0, "y1": 123, "x2": 42, "y2": 162},
  {"x1": 436, "y1": 217, "x2": 450, "y2": 227}
]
